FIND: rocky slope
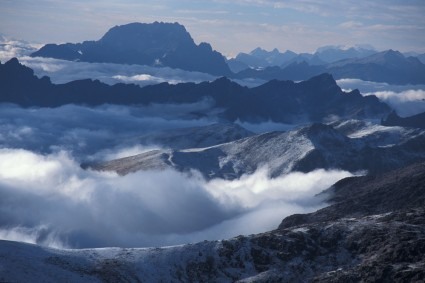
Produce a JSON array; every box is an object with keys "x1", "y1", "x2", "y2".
[
  {"x1": 88, "y1": 121, "x2": 425, "y2": 179},
  {"x1": 31, "y1": 22, "x2": 231, "y2": 76},
  {"x1": 1, "y1": 162, "x2": 424, "y2": 282}
]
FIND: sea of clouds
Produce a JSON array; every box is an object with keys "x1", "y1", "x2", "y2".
[
  {"x1": 0, "y1": 35, "x2": 422, "y2": 249},
  {"x1": 0, "y1": 147, "x2": 351, "y2": 248},
  {"x1": 0, "y1": 99, "x2": 353, "y2": 249}
]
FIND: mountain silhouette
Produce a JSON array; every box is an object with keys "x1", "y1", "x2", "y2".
[
  {"x1": 0, "y1": 58, "x2": 391, "y2": 123},
  {"x1": 31, "y1": 22, "x2": 231, "y2": 76}
]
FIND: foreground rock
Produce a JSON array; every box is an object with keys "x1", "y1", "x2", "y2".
[{"x1": 1, "y1": 162, "x2": 424, "y2": 282}]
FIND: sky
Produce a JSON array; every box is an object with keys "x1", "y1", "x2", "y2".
[{"x1": 1, "y1": 0, "x2": 425, "y2": 57}]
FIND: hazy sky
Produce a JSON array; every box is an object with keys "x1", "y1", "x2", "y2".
[{"x1": 1, "y1": 0, "x2": 424, "y2": 56}]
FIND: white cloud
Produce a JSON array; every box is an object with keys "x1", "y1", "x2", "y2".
[
  {"x1": 0, "y1": 103, "x2": 217, "y2": 160},
  {"x1": 0, "y1": 148, "x2": 352, "y2": 248},
  {"x1": 2, "y1": 103, "x2": 352, "y2": 248},
  {"x1": 364, "y1": 90, "x2": 425, "y2": 117},
  {"x1": 0, "y1": 36, "x2": 43, "y2": 63},
  {"x1": 18, "y1": 56, "x2": 217, "y2": 87},
  {"x1": 337, "y1": 78, "x2": 425, "y2": 116}
]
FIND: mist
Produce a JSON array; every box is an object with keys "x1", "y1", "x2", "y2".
[
  {"x1": 0, "y1": 103, "x2": 218, "y2": 160},
  {"x1": 0, "y1": 148, "x2": 352, "y2": 248}
]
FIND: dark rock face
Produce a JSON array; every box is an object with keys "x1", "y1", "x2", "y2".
[
  {"x1": 382, "y1": 111, "x2": 425, "y2": 129},
  {"x1": 31, "y1": 22, "x2": 231, "y2": 76},
  {"x1": 0, "y1": 58, "x2": 391, "y2": 123},
  {"x1": 279, "y1": 162, "x2": 425, "y2": 229}
]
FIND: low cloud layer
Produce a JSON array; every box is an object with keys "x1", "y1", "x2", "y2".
[
  {"x1": 0, "y1": 103, "x2": 217, "y2": 160},
  {"x1": 20, "y1": 56, "x2": 217, "y2": 87},
  {"x1": 0, "y1": 148, "x2": 351, "y2": 248},
  {"x1": 0, "y1": 36, "x2": 42, "y2": 62},
  {"x1": 364, "y1": 89, "x2": 425, "y2": 117},
  {"x1": 0, "y1": 102, "x2": 354, "y2": 249},
  {"x1": 0, "y1": 36, "x2": 217, "y2": 87},
  {"x1": 337, "y1": 78, "x2": 425, "y2": 116}
]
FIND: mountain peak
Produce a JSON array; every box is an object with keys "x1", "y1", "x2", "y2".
[
  {"x1": 304, "y1": 73, "x2": 336, "y2": 86},
  {"x1": 4, "y1": 57, "x2": 20, "y2": 67},
  {"x1": 2, "y1": 57, "x2": 34, "y2": 78},
  {"x1": 31, "y1": 22, "x2": 230, "y2": 76},
  {"x1": 250, "y1": 47, "x2": 268, "y2": 56},
  {"x1": 383, "y1": 49, "x2": 404, "y2": 58},
  {"x1": 211, "y1": 76, "x2": 240, "y2": 88},
  {"x1": 99, "y1": 21, "x2": 194, "y2": 48}
]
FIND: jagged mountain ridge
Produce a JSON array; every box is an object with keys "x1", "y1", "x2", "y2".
[
  {"x1": 87, "y1": 121, "x2": 425, "y2": 179},
  {"x1": 234, "y1": 50, "x2": 425, "y2": 85},
  {"x1": 31, "y1": 22, "x2": 231, "y2": 76},
  {"x1": 0, "y1": 58, "x2": 391, "y2": 123},
  {"x1": 231, "y1": 45, "x2": 377, "y2": 70},
  {"x1": 1, "y1": 163, "x2": 424, "y2": 282},
  {"x1": 28, "y1": 22, "x2": 424, "y2": 85}
]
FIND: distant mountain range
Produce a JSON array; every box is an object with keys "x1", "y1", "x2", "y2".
[
  {"x1": 0, "y1": 58, "x2": 391, "y2": 123},
  {"x1": 87, "y1": 121, "x2": 425, "y2": 179},
  {"x1": 228, "y1": 45, "x2": 377, "y2": 72},
  {"x1": 2, "y1": 162, "x2": 424, "y2": 282},
  {"x1": 229, "y1": 45, "x2": 377, "y2": 71},
  {"x1": 233, "y1": 50, "x2": 425, "y2": 85},
  {"x1": 30, "y1": 22, "x2": 231, "y2": 76},
  {"x1": 27, "y1": 22, "x2": 425, "y2": 85}
]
